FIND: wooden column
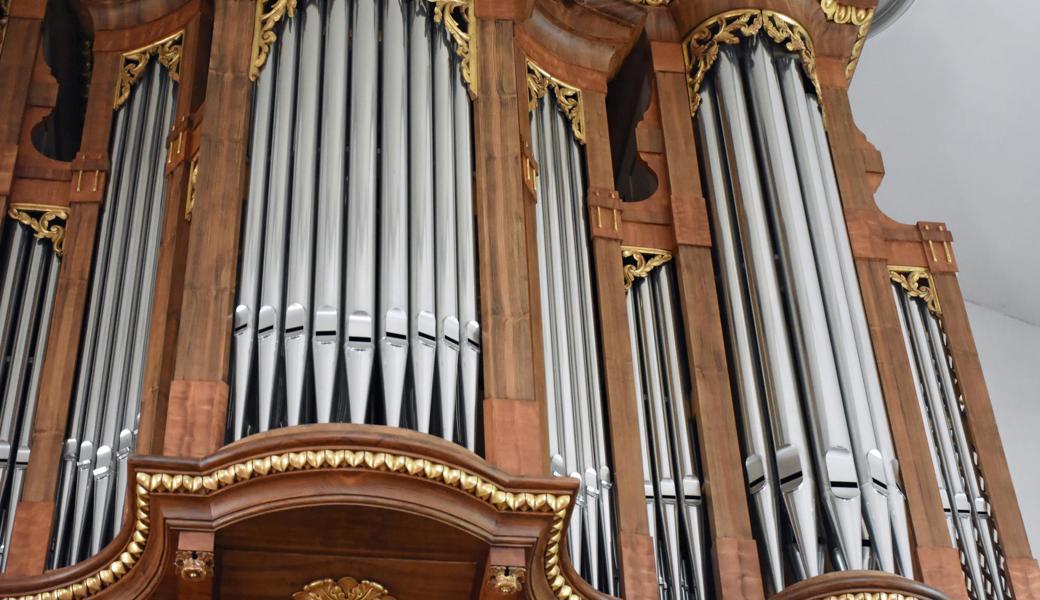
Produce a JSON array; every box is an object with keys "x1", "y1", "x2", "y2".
[
  {"x1": 933, "y1": 272, "x2": 1040, "y2": 600},
  {"x1": 5, "y1": 49, "x2": 122, "y2": 575},
  {"x1": 651, "y1": 38, "x2": 766, "y2": 599},
  {"x1": 582, "y1": 90, "x2": 657, "y2": 600},
  {"x1": 472, "y1": 8, "x2": 548, "y2": 477},
  {"x1": 164, "y1": 0, "x2": 256, "y2": 458},
  {"x1": 819, "y1": 80, "x2": 969, "y2": 599}
]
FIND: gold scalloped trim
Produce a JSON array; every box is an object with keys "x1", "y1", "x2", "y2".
[
  {"x1": 682, "y1": 10, "x2": 820, "y2": 117},
  {"x1": 113, "y1": 30, "x2": 183, "y2": 110},
  {"x1": 889, "y1": 266, "x2": 941, "y2": 316},
  {"x1": 822, "y1": 594, "x2": 920, "y2": 600},
  {"x1": 430, "y1": 0, "x2": 477, "y2": 98},
  {"x1": 622, "y1": 246, "x2": 672, "y2": 291},
  {"x1": 1, "y1": 449, "x2": 577, "y2": 600},
  {"x1": 526, "y1": 59, "x2": 585, "y2": 145},
  {"x1": 7, "y1": 203, "x2": 70, "y2": 256},
  {"x1": 819, "y1": 0, "x2": 874, "y2": 79}
]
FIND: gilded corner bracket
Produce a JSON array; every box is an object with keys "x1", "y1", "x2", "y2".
[
  {"x1": 889, "y1": 266, "x2": 941, "y2": 316},
  {"x1": 114, "y1": 30, "x2": 184, "y2": 109},
  {"x1": 622, "y1": 246, "x2": 672, "y2": 290},
  {"x1": 249, "y1": 0, "x2": 297, "y2": 82},
  {"x1": 682, "y1": 10, "x2": 821, "y2": 117},
  {"x1": 818, "y1": 0, "x2": 874, "y2": 79},
  {"x1": 7, "y1": 203, "x2": 70, "y2": 256},
  {"x1": 526, "y1": 60, "x2": 586, "y2": 145}
]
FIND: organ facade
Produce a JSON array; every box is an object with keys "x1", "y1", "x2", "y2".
[{"x1": 0, "y1": 0, "x2": 1035, "y2": 598}]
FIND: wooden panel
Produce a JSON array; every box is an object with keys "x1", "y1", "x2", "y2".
[
  {"x1": 162, "y1": 380, "x2": 228, "y2": 458},
  {"x1": 1007, "y1": 558, "x2": 1040, "y2": 600}
]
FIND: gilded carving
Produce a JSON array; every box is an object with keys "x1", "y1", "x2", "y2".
[
  {"x1": 429, "y1": 0, "x2": 477, "y2": 98},
  {"x1": 889, "y1": 266, "x2": 941, "y2": 316},
  {"x1": 818, "y1": 0, "x2": 874, "y2": 79},
  {"x1": 173, "y1": 550, "x2": 214, "y2": 582},
  {"x1": 0, "y1": 449, "x2": 578, "y2": 600},
  {"x1": 822, "y1": 595, "x2": 920, "y2": 600},
  {"x1": 249, "y1": 0, "x2": 298, "y2": 82},
  {"x1": 114, "y1": 30, "x2": 184, "y2": 109},
  {"x1": 489, "y1": 566, "x2": 526, "y2": 595},
  {"x1": 293, "y1": 577, "x2": 395, "y2": 600},
  {"x1": 622, "y1": 246, "x2": 673, "y2": 290},
  {"x1": 682, "y1": 10, "x2": 820, "y2": 117},
  {"x1": 185, "y1": 152, "x2": 199, "y2": 222},
  {"x1": 7, "y1": 204, "x2": 70, "y2": 256},
  {"x1": 527, "y1": 60, "x2": 586, "y2": 145}
]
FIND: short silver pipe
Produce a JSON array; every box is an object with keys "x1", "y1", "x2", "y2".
[
  {"x1": 696, "y1": 80, "x2": 785, "y2": 592},
  {"x1": 312, "y1": 0, "x2": 349, "y2": 425},
  {"x1": 344, "y1": 0, "x2": 378, "y2": 424},
  {"x1": 714, "y1": 46, "x2": 820, "y2": 579},
  {"x1": 284, "y1": 0, "x2": 322, "y2": 428},
  {"x1": 379, "y1": 0, "x2": 410, "y2": 428},
  {"x1": 408, "y1": 2, "x2": 437, "y2": 434}
]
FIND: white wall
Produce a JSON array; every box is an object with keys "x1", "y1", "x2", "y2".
[{"x1": 964, "y1": 301, "x2": 1040, "y2": 554}]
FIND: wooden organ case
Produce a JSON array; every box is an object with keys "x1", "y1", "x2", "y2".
[{"x1": 0, "y1": 0, "x2": 1036, "y2": 599}]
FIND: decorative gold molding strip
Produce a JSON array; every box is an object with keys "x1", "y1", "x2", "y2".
[
  {"x1": 184, "y1": 152, "x2": 199, "y2": 222},
  {"x1": 0, "y1": 449, "x2": 578, "y2": 600},
  {"x1": 114, "y1": 30, "x2": 184, "y2": 110},
  {"x1": 682, "y1": 10, "x2": 821, "y2": 117},
  {"x1": 430, "y1": 0, "x2": 478, "y2": 98},
  {"x1": 527, "y1": 60, "x2": 586, "y2": 145},
  {"x1": 818, "y1": 0, "x2": 874, "y2": 79},
  {"x1": 822, "y1": 594, "x2": 920, "y2": 600},
  {"x1": 293, "y1": 577, "x2": 395, "y2": 600},
  {"x1": 249, "y1": 0, "x2": 297, "y2": 82},
  {"x1": 889, "y1": 266, "x2": 941, "y2": 316},
  {"x1": 7, "y1": 203, "x2": 70, "y2": 256},
  {"x1": 622, "y1": 246, "x2": 673, "y2": 290}
]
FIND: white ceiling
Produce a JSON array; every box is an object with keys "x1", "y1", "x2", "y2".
[{"x1": 849, "y1": 0, "x2": 1040, "y2": 325}]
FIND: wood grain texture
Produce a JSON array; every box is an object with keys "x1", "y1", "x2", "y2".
[{"x1": 772, "y1": 569, "x2": 947, "y2": 600}]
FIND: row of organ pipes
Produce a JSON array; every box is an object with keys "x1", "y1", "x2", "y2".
[
  {"x1": 0, "y1": 220, "x2": 61, "y2": 570},
  {"x1": 228, "y1": 0, "x2": 481, "y2": 449},
  {"x1": 893, "y1": 277, "x2": 1011, "y2": 600},
  {"x1": 50, "y1": 61, "x2": 177, "y2": 568},
  {"x1": 695, "y1": 37, "x2": 913, "y2": 590}
]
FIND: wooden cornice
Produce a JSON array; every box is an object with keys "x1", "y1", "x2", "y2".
[{"x1": 773, "y1": 571, "x2": 949, "y2": 600}]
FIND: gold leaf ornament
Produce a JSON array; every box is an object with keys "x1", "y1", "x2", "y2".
[
  {"x1": 249, "y1": 0, "x2": 298, "y2": 82},
  {"x1": 526, "y1": 60, "x2": 586, "y2": 144},
  {"x1": 7, "y1": 204, "x2": 70, "y2": 256},
  {"x1": 622, "y1": 246, "x2": 673, "y2": 290},
  {"x1": 293, "y1": 577, "x2": 396, "y2": 600},
  {"x1": 114, "y1": 31, "x2": 184, "y2": 109}
]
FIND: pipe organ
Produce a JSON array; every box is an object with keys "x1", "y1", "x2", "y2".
[{"x1": 0, "y1": 1, "x2": 1035, "y2": 600}]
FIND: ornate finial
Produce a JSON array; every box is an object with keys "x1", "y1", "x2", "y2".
[
  {"x1": 526, "y1": 60, "x2": 586, "y2": 144},
  {"x1": 249, "y1": 0, "x2": 297, "y2": 82},
  {"x1": 682, "y1": 10, "x2": 820, "y2": 117},
  {"x1": 622, "y1": 246, "x2": 673, "y2": 290},
  {"x1": 889, "y1": 266, "x2": 941, "y2": 316},
  {"x1": 185, "y1": 152, "x2": 199, "y2": 222},
  {"x1": 818, "y1": 0, "x2": 874, "y2": 79},
  {"x1": 173, "y1": 550, "x2": 214, "y2": 582},
  {"x1": 488, "y1": 566, "x2": 526, "y2": 595},
  {"x1": 114, "y1": 30, "x2": 184, "y2": 109},
  {"x1": 292, "y1": 577, "x2": 396, "y2": 600},
  {"x1": 429, "y1": 0, "x2": 477, "y2": 98},
  {"x1": 7, "y1": 204, "x2": 70, "y2": 256}
]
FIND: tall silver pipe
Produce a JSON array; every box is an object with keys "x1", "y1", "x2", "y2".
[
  {"x1": 714, "y1": 46, "x2": 820, "y2": 578},
  {"x1": 806, "y1": 95, "x2": 913, "y2": 578},
  {"x1": 408, "y1": 2, "x2": 437, "y2": 434},
  {"x1": 453, "y1": 67, "x2": 480, "y2": 452},
  {"x1": 257, "y1": 16, "x2": 299, "y2": 432},
  {"x1": 778, "y1": 62, "x2": 893, "y2": 572},
  {"x1": 232, "y1": 37, "x2": 277, "y2": 440},
  {"x1": 312, "y1": 0, "x2": 349, "y2": 424},
  {"x1": 344, "y1": 0, "x2": 378, "y2": 424},
  {"x1": 379, "y1": 0, "x2": 410, "y2": 427},
  {"x1": 696, "y1": 80, "x2": 785, "y2": 592},
  {"x1": 284, "y1": 0, "x2": 322, "y2": 428}
]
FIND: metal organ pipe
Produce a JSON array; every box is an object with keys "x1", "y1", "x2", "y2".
[{"x1": 228, "y1": 0, "x2": 481, "y2": 447}]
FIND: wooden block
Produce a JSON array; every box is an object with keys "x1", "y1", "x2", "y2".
[
  {"x1": 4, "y1": 501, "x2": 54, "y2": 575},
  {"x1": 163, "y1": 380, "x2": 229, "y2": 458}
]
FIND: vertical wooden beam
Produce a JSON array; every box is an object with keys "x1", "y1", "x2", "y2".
[
  {"x1": 933, "y1": 272, "x2": 1040, "y2": 599},
  {"x1": 651, "y1": 38, "x2": 766, "y2": 599},
  {"x1": 582, "y1": 89, "x2": 657, "y2": 600},
  {"x1": 473, "y1": 16, "x2": 548, "y2": 476},
  {"x1": 6, "y1": 50, "x2": 122, "y2": 575},
  {"x1": 820, "y1": 82, "x2": 969, "y2": 600},
  {"x1": 164, "y1": 0, "x2": 255, "y2": 458}
]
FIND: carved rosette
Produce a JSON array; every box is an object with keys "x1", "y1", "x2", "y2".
[
  {"x1": 249, "y1": 0, "x2": 298, "y2": 82},
  {"x1": 622, "y1": 246, "x2": 673, "y2": 290},
  {"x1": 114, "y1": 30, "x2": 184, "y2": 109},
  {"x1": 682, "y1": 10, "x2": 821, "y2": 117},
  {"x1": 430, "y1": 0, "x2": 477, "y2": 98},
  {"x1": 889, "y1": 266, "x2": 941, "y2": 316},
  {"x1": 293, "y1": 577, "x2": 396, "y2": 600},
  {"x1": 527, "y1": 60, "x2": 586, "y2": 145},
  {"x1": 819, "y1": 0, "x2": 874, "y2": 79},
  {"x1": 173, "y1": 550, "x2": 214, "y2": 582},
  {"x1": 7, "y1": 204, "x2": 70, "y2": 256},
  {"x1": 489, "y1": 566, "x2": 526, "y2": 595}
]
